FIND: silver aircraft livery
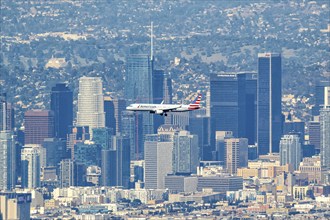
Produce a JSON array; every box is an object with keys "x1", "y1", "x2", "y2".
[{"x1": 126, "y1": 94, "x2": 202, "y2": 116}]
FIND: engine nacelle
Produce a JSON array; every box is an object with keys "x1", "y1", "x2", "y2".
[{"x1": 155, "y1": 109, "x2": 164, "y2": 115}]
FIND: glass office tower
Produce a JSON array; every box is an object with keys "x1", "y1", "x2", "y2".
[{"x1": 257, "y1": 53, "x2": 282, "y2": 155}]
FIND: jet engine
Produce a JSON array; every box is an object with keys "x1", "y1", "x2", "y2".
[{"x1": 155, "y1": 109, "x2": 164, "y2": 115}]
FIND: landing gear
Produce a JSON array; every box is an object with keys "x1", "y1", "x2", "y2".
[{"x1": 165, "y1": 113, "x2": 168, "y2": 116}]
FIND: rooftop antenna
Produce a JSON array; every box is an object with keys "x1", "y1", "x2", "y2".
[{"x1": 150, "y1": 21, "x2": 153, "y2": 61}]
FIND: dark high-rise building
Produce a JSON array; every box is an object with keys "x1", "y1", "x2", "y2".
[
  {"x1": 24, "y1": 110, "x2": 55, "y2": 145},
  {"x1": 42, "y1": 138, "x2": 68, "y2": 168},
  {"x1": 312, "y1": 81, "x2": 330, "y2": 116},
  {"x1": 245, "y1": 73, "x2": 257, "y2": 145},
  {"x1": 153, "y1": 69, "x2": 165, "y2": 132},
  {"x1": 101, "y1": 149, "x2": 116, "y2": 186},
  {"x1": 164, "y1": 76, "x2": 173, "y2": 125},
  {"x1": 111, "y1": 135, "x2": 131, "y2": 188},
  {"x1": 50, "y1": 83, "x2": 73, "y2": 139},
  {"x1": 113, "y1": 99, "x2": 126, "y2": 134},
  {"x1": 73, "y1": 142, "x2": 101, "y2": 167},
  {"x1": 102, "y1": 135, "x2": 130, "y2": 188},
  {"x1": 308, "y1": 119, "x2": 320, "y2": 153},
  {"x1": 104, "y1": 96, "x2": 116, "y2": 133},
  {"x1": 6, "y1": 103, "x2": 14, "y2": 131},
  {"x1": 210, "y1": 72, "x2": 247, "y2": 138},
  {"x1": 257, "y1": 53, "x2": 282, "y2": 155},
  {"x1": 121, "y1": 111, "x2": 143, "y2": 160},
  {"x1": 104, "y1": 97, "x2": 126, "y2": 135},
  {"x1": 0, "y1": 93, "x2": 7, "y2": 131},
  {"x1": 188, "y1": 115, "x2": 210, "y2": 160}
]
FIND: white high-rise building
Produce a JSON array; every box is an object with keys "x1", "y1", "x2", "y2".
[
  {"x1": 77, "y1": 77, "x2": 105, "y2": 136},
  {"x1": 21, "y1": 146, "x2": 41, "y2": 188},
  {"x1": 0, "y1": 131, "x2": 16, "y2": 190},
  {"x1": 280, "y1": 134, "x2": 301, "y2": 170}
]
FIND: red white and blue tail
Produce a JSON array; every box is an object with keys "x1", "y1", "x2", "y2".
[{"x1": 188, "y1": 94, "x2": 202, "y2": 110}]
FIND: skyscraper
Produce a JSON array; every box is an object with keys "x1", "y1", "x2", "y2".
[
  {"x1": 0, "y1": 93, "x2": 7, "y2": 131},
  {"x1": 144, "y1": 125, "x2": 178, "y2": 189},
  {"x1": 104, "y1": 96, "x2": 116, "y2": 133},
  {"x1": 59, "y1": 159, "x2": 74, "y2": 188},
  {"x1": 210, "y1": 72, "x2": 246, "y2": 138},
  {"x1": 225, "y1": 138, "x2": 248, "y2": 175},
  {"x1": 172, "y1": 130, "x2": 199, "y2": 174},
  {"x1": 24, "y1": 110, "x2": 54, "y2": 145},
  {"x1": 92, "y1": 127, "x2": 113, "y2": 150},
  {"x1": 21, "y1": 146, "x2": 41, "y2": 188},
  {"x1": 163, "y1": 75, "x2": 173, "y2": 125},
  {"x1": 0, "y1": 131, "x2": 16, "y2": 190},
  {"x1": 308, "y1": 118, "x2": 321, "y2": 152},
  {"x1": 153, "y1": 69, "x2": 165, "y2": 132},
  {"x1": 188, "y1": 115, "x2": 211, "y2": 160},
  {"x1": 320, "y1": 106, "x2": 330, "y2": 170},
  {"x1": 6, "y1": 103, "x2": 14, "y2": 131},
  {"x1": 73, "y1": 141, "x2": 101, "y2": 167},
  {"x1": 280, "y1": 134, "x2": 301, "y2": 170},
  {"x1": 113, "y1": 99, "x2": 126, "y2": 134},
  {"x1": 42, "y1": 138, "x2": 67, "y2": 168},
  {"x1": 215, "y1": 131, "x2": 233, "y2": 163},
  {"x1": 50, "y1": 83, "x2": 73, "y2": 139},
  {"x1": 121, "y1": 111, "x2": 143, "y2": 160},
  {"x1": 312, "y1": 81, "x2": 330, "y2": 116},
  {"x1": 125, "y1": 53, "x2": 154, "y2": 139},
  {"x1": 257, "y1": 53, "x2": 282, "y2": 155},
  {"x1": 77, "y1": 77, "x2": 105, "y2": 136},
  {"x1": 245, "y1": 73, "x2": 257, "y2": 145},
  {"x1": 101, "y1": 135, "x2": 130, "y2": 188},
  {"x1": 111, "y1": 135, "x2": 131, "y2": 188}
]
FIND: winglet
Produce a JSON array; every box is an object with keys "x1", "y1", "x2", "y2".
[{"x1": 160, "y1": 100, "x2": 164, "y2": 105}]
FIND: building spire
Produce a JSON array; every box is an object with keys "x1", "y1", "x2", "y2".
[{"x1": 150, "y1": 21, "x2": 153, "y2": 61}]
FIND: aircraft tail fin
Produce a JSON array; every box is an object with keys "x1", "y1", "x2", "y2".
[{"x1": 188, "y1": 94, "x2": 202, "y2": 109}]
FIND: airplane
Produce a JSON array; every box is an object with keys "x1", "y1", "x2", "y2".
[{"x1": 126, "y1": 94, "x2": 202, "y2": 116}]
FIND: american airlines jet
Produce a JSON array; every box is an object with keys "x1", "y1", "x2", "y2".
[{"x1": 126, "y1": 94, "x2": 202, "y2": 116}]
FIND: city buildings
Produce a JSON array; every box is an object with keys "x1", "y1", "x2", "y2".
[
  {"x1": 0, "y1": 131, "x2": 16, "y2": 190},
  {"x1": 279, "y1": 134, "x2": 302, "y2": 170},
  {"x1": 50, "y1": 83, "x2": 73, "y2": 139},
  {"x1": 24, "y1": 110, "x2": 55, "y2": 145},
  {"x1": 0, "y1": 192, "x2": 32, "y2": 220},
  {"x1": 257, "y1": 53, "x2": 282, "y2": 155},
  {"x1": 76, "y1": 77, "x2": 105, "y2": 136}
]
